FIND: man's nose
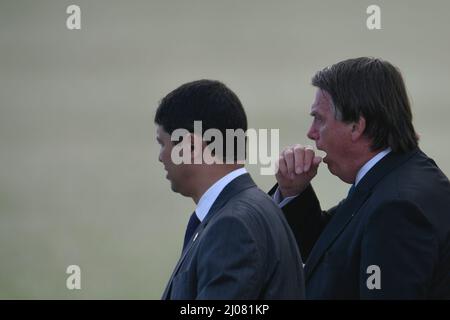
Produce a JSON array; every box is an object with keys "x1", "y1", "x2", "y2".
[{"x1": 307, "y1": 125, "x2": 316, "y2": 140}]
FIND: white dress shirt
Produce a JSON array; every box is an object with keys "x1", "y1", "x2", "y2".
[
  {"x1": 195, "y1": 167, "x2": 248, "y2": 222},
  {"x1": 274, "y1": 148, "x2": 391, "y2": 207}
]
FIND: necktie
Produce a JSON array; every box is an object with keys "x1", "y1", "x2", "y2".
[{"x1": 183, "y1": 212, "x2": 201, "y2": 250}]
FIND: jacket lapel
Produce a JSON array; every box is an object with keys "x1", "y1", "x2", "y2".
[
  {"x1": 304, "y1": 187, "x2": 371, "y2": 279},
  {"x1": 304, "y1": 148, "x2": 420, "y2": 280},
  {"x1": 161, "y1": 173, "x2": 255, "y2": 299}
]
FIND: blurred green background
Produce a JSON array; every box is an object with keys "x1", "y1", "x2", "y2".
[{"x1": 1, "y1": 0, "x2": 449, "y2": 299}]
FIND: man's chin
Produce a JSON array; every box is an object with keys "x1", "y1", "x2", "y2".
[
  {"x1": 170, "y1": 182, "x2": 187, "y2": 197},
  {"x1": 325, "y1": 162, "x2": 342, "y2": 180},
  {"x1": 169, "y1": 181, "x2": 178, "y2": 193},
  {"x1": 324, "y1": 158, "x2": 334, "y2": 173}
]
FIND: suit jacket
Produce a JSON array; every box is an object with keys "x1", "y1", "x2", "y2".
[
  {"x1": 275, "y1": 148, "x2": 450, "y2": 299},
  {"x1": 162, "y1": 173, "x2": 305, "y2": 299}
]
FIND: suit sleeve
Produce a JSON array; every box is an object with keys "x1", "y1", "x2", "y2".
[
  {"x1": 195, "y1": 214, "x2": 263, "y2": 299},
  {"x1": 360, "y1": 200, "x2": 438, "y2": 299},
  {"x1": 270, "y1": 184, "x2": 333, "y2": 260}
]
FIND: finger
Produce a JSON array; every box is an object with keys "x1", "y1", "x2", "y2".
[
  {"x1": 293, "y1": 145, "x2": 305, "y2": 174},
  {"x1": 284, "y1": 149, "x2": 295, "y2": 177},
  {"x1": 277, "y1": 155, "x2": 288, "y2": 177},
  {"x1": 303, "y1": 146, "x2": 314, "y2": 172},
  {"x1": 312, "y1": 156, "x2": 322, "y2": 167}
]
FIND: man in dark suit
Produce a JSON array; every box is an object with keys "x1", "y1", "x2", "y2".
[
  {"x1": 155, "y1": 80, "x2": 305, "y2": 299},
  {"x1": 272, "y1": 57, "x2": 450, "y2": 299}
]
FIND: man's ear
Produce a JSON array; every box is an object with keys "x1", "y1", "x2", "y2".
[{"x1": 351, "y1": 116, "x2": 366, "y2": 142}]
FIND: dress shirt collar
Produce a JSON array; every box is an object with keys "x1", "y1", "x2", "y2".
[
  {"x1": 195, "y1": 167, "x2": 247, "y2": 222},
  {"x1": 354, "y1": 148, "x2": 391, "y2": 186}
]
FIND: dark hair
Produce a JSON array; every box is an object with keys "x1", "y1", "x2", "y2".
[
  {"x1": 312, "y1": 57, "x2": 418, "y2": 153},
  {"x1": 154, "y1": 79, "x2": 248, "y2": 161}
]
